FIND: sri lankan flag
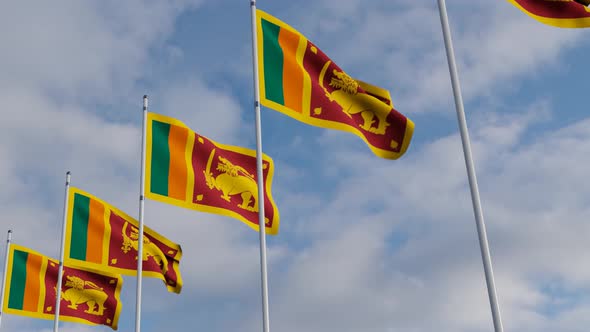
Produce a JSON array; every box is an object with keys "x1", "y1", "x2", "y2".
[
  {"x1": 507, "y1": 0, "x2": 590, "y2": 28},
  {"x1": 3, "y1": 244, "x2": 123, "y2": 330},
  {"x1": 145, "y1": 112, "x2": 279, "y2": 234},
  {"x1": 64, "y1": 187, "x2": 183, "y2": 293},
  {"x1": 256, "y1": 9, "x2": 414, "y2": 160}
]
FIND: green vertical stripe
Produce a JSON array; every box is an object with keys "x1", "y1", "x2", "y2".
[
  {"x1": 8, "y1": 250, "x2": 27, "y2": 310},
  {"x1": 151, "y1": 120, "x2": 171, "y2": 196},
  {"x1": 70, "y1": 193, "x2": 90, "y2": 260},
  {"x1": 261, "y1": 18, "x2": 285, "y2": 105}
]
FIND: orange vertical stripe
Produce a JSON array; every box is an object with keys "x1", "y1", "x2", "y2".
[
  {"x1": 278, "y1": 28, "x2": 304, "y2": 113},
  {"x1": 22, "y1": 253, "x2": 42, "y2": 312},
  {"x1": 86, "y1": 198, "x2": 106, "y2": 263},
  {"x1": 168, "y1": 125, "x2": 189, "y2": 200}
]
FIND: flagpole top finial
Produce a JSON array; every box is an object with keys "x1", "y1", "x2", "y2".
[
  {"x1": 143, "y1": 95, "x2": 148, "y2": 99},
  {"x1": 7, "y1": 229, "x2": 12, "y2": 234}
]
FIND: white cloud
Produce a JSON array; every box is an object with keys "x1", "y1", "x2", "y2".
[{"x1": 252, "y1": 107, "x2": 590, "y2": 332}]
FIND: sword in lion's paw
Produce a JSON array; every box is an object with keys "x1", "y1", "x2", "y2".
[{"x1": 203, "y1": 148, "x2": 217, "y2": 189}]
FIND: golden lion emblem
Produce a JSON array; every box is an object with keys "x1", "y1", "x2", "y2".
[
  {"x1": 203, "y1": 149, "x2": 259, "y2": 212},
  {"x1": 121, "y1": 222, "x2": 169, "y2": 274},
  {"x1": 61, "y1": 275, "x2": 108, "y2": 316},
  {"x1": 319, "y1": 61, "x2": 392, "y2": 136}
]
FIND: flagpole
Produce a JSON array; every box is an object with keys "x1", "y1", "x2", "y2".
[
  {"x1": 436, "y1": 1, "x2": 504, "y2": 331},
  {"x1": 249, "y1": 2, "x2": 271, "y2": 332},
  {"x1": 135, "y1": 95, "x2": 148, "y2": 332},
  {"x1": 0, "y1": 230, "x2": 13, "y2": 328},
  {"x1": 53, "y1": 171, "x2": 71, "y2": 332}
]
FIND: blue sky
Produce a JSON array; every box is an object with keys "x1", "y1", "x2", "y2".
[{"x1": 1, "y1": 1, "x2": 590, "y2": 331}]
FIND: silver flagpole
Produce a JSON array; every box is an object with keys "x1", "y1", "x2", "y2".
[
  {"x1": 53, "y1": 171, "x2": 71, "y2": 332},
  {"x1": 0, "y1": 230, "x2": 13, "y2": 329},
  {"x1": 249, "y1": 1, "x2": 271, "y2": 332},
  {"x1": 436, "y1": 1, "x2": 504, "y2": 331},
  {"x1": 135, "y1": 95, "x2": 148, "y2": 332}
]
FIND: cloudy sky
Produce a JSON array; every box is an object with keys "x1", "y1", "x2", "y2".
[{"x1": 1, "y1": 1, "x2": 589, "y2": 331}]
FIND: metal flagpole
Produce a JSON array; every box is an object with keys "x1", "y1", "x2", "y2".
[
  {"x1": 135, "y1": 95, "x2": 148, "y2": 332},
  {"x1": 53, "y1": 171, "x2": 71, "y2": 332},
  {"x1": 436, "y1": 1, "x2": 504, "y2": 331},
  {"x1": 0, "y1": 230, "x2": 13, "y2": 328},
  {"x1": 249, "y1": 1, "x2": 271, "y2": 332}
]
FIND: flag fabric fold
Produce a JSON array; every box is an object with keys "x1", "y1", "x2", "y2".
[
  {"x1": 256, "y1": 9, "x2": 414, "y2": 160},
  {"x1": 65, "y1": 187, "x2": 183, "y2": 293},
  {"x1": 2, "y1": 244, "x2": 123, "y2": 330},
  {"x1": 145, "y1": 112, "x2": 280, "y2": 235},
  {"x1": 507, "y1": 0, "x2": 590, "y2": 28}
]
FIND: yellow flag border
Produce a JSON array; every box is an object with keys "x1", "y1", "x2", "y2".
[
  {"x1": 64, "y1": 187, "x2": 183, "y2": 293},
  {"x1": 256, "y1": 9, "x2": 414, "y2": 160},
  {"x1": 507, "y1": 0, "x2": 590, "y2": 28},
  {"x1": 3, "y1": 244, "x2": 124, "y2": 330},
  {"x1": 145, "y1": 112, "x2": 280, "y2": 235}
]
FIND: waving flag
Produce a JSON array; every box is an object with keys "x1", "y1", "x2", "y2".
[
  {"x1": 3, "y1": 244, "x2": 123, "y2": 330},
  {"x1": 256, "y1": 9, "x2": 414, "y2": 160},
  {"x1": 145, "y1": 112, "x2": 279, "y2": 234},
  {"x1": 64, "y1": 187, "x2": 183, "y2": 293},
  {"x1": 507, "y1": 0, "x2": 590, "y2": 28}
]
